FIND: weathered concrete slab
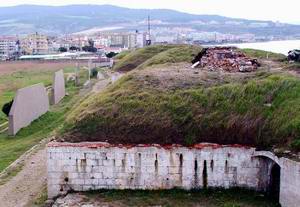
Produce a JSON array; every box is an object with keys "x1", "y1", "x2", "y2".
[
  {"x1": 51, "y1": 70, "x2": 65, "y2": 105},
  {"x1": 9, "y1": 83, "x2": 49, "y2": 135}
]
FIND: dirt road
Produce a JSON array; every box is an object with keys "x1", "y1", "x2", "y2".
[{"x1": 0, "y1": 148, "x2": 47, "y2": 207}]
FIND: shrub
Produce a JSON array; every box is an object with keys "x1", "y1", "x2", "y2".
[{"x1": 2, "y1": 100, "x2": 13, "y2": 117}]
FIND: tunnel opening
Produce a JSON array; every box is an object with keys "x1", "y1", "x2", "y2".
[{"x1": 269, "y1": 163, "x2": 281, "y2": 202}]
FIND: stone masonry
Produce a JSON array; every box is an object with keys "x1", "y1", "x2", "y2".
[
  {"x1": 51, "y1": 70, "x2": 65, "y2": 105},
  {"x1": 47, "y1": 142, "x2": 300, "y2": 207},
  {"x1": 47, "y1": 143, "x2": 262, "y2": 198},
  {"x1": 9, "y1": 83, "x2": 49, "y2": 135}
]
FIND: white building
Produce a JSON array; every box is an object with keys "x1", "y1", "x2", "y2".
[{"x1": 0, "y1": 36, "x2": 18, "y2": 60}]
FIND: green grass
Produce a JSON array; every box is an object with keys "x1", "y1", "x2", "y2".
[
  {"x1": 0, "y1": 164, "x2": 23, "y2": 185},
  {"x1": 137, "y1": 45, "x2": 202, "y2": 69},
  {"x1": 63, "y1": 71, "x2": 300, "y2": 152},
  {"x1": 241, "y1": 49, "x2": 286, "y2": 61},
  {"x1": 113, "y1": 45, "x2": 188, "y2": 72},
  {"x1": 26, "y1": 186, "x2": 48, "y2": 207},
  {"x1": 0, "y1": 82, "x2": 81, "y2": 172},
  {"x1": 283, "y1": 62, "x2": 300, "y2": 72},
  {"x1": 114, "y1": 50, "x2": 131, "y2": 60},
  {"x1": 0, "y1": 66, "x2": 88, "y2": 124},
  {"x1": 84, "y1": 188, "x2": 279, "y2": 207}
]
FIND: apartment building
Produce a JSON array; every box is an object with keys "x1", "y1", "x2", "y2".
[
  {"x1": 0, "y1": 36, "x2": 18, "y2": 60},
  {"x1": 21, "y1": 33, "x2": 49, "y2": 55}
]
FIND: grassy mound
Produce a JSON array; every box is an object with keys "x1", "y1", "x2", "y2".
[
  {"x1": 113, "y1": 45, "x2": 201, "y2": 72},
  {"x1": 241, "y1": 49, "x2": 286, "y2": 61},
  {"x1": 63, "y1": 68, "x2": 300, "y2": 152},
  {"x1": 114, "y1": 50, "x2": 131, "y2": 60},
  {"x1": 137, "y1": 45, "x2": 202, "y2": 69}
]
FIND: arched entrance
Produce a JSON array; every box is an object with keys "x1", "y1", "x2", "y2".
[
  {"x1": 253, "y1": 152, "x2": 281, "y2": 203},
  {"x1": 269, "y1": 163, "x2": 280, "y2": 202}
]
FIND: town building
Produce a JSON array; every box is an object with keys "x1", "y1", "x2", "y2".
[
  {"x1": 21, "y1": 33, "x2": 49, "y2": 55},
  {"x1": 0, "y1": 36, "x2": 19, "y2": 60}
]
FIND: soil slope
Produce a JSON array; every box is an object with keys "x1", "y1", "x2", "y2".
[{"x1": 61, "y1": 46, "x2": 300, "y2": 152}]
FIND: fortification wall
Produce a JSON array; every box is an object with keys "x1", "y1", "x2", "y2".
[
  {"x1": 280, "y1": 158, "x2": 300, "y2": 207},
  {"x1": 47, "y1": 143, "x2": 261, "y2": 199}
]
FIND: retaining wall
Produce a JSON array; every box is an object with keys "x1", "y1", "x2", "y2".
[
  {"x1": 47, "y1": 142, "x2": 300, "y2": 207},
  {"x1": 47, "y1": 143, "x2": 262, "y2": 198}
]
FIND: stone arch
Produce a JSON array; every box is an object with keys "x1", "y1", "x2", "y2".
[
  {"x1": 252, "y1": 151, "x2": 281, "y2": 202},
  {"x1": 253, "y1": 151, "x2": 281, "y2": 167}
]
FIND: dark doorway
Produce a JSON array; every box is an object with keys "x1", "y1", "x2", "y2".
[{"x1": 269, "y1": 163, "x2": 281, "y2": 202}]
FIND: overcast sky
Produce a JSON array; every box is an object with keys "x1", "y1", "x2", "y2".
[{"x1": 0, "y1": 0, "x2": 299, "y2": 24}]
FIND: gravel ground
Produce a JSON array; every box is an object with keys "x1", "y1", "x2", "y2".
[{"x1": 0, "y1": 148, "x2": 47, "y2": 207}]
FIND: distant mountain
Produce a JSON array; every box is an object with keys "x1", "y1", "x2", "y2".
[{"x1": 0, "y1": 4, "x2": 300, "y2": 37}]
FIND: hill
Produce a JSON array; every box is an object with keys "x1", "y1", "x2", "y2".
[
  {"x1": 60, "y1": 45, "x2": 300, "y2": 153},
  {"x1": 114, "y1": 45, "x2": 202, "y2": 72},
  {"x1": 1, "y1": 4, "x2": 300, "y2": 36}
]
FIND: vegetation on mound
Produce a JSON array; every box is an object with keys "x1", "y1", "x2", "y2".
[
  {"x1": 63, "y1": 70, "x2": 300, "y2": 152},
  {"x1": 113, "y1": 45, "x2": 201, "y2": 72},
  {"x1": 84, "y1": 188, "x2": 279, "y2": 207},
  {"x1": 241, "y1": 49, "x2": 286, "y2": 61},
  {"x1": 137, "y1": 45, "x2": 202, "y2": 69},
  {"x1": 114, "y1": 50, "x2": 131, "y2": 60}
]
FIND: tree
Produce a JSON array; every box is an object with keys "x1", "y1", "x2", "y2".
[
  {"x1": 88, "y1": 39, "x2": 95, "y2": 47},
  {"x1": 2, "y1": 100, "x2": 14, "y2": 117},
  {"x1": 58, "y1": 47, "x2": 67, "y2": 52},
  {"x1": 82, "y1": 45, "x2": 97, "y2": 53},
  {"x1": 69, "y1": 46, "x2": 80, "y2": 51},
  {"x1": 106, "y1": 52, "x2": 118, "y2": 58}
]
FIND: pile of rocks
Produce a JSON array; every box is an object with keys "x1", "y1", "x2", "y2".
[{"x1": 192, "y1": 47, "x2": 259, "y2": 72}]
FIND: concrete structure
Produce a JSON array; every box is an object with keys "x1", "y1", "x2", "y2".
[
  {"x1": 21, "y1": 33, "x2": 49, "y2": 55},
  {"x1": 0, "y1": 36, "x2": 19, "y2": 60},
  {"x1": 51, "y1": 70, "x2": 66, "y2": 105},
  {"x1": 47, "y1": 142, "x2": 300, "y2": 207},
  {"x1": 9, "y1": 83, "x2": 49, "y2": 135},
  {"x1": 253, "y1": 151, "x2": 300, "y2": 207}
]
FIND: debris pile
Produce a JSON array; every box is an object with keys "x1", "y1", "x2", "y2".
[{"x1": 192, "y1": 47, "x2": 259, "y2": 72}]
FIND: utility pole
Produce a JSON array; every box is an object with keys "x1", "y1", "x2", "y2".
[{"x1": 146, "y1": 15, "x2": 152, "y2": 46}]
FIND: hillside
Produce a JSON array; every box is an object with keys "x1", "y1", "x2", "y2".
[
  {"x1": 1, "y1": 5, "x2": 300, "y2": 35},
  {"x1": 114, "y1": 45, "x2": 202, "y2": 72},
  {"x1": 61, "y1": 45, "x2": 300, "y2": 153}
]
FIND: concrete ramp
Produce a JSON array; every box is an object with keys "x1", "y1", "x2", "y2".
[{"x1": 9, "y1": 83, "x2": 49, "y2": 135}]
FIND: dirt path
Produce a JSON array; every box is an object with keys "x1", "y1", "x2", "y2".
[
  {"x1": 0, "y1": 147, "x2": 47, "y2": 207},
  {"x1": 92, "y1": 72, "x2": 123, "y2": 93}
]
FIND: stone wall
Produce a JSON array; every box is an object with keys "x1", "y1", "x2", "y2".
[
  {"x1": 279, "y1": 158, "x2": 300, "y2": 207},
  {"x1": 51, "y1": 70, "x2": 65, "y2": 105},
  {"x1": 48, "y1": 142, "x2": 300, "y2": 206},
  {"x1": 47, "y1": 143, "x2": 261, "y2": 199},
  {"x1": 9, "y1": 83, "x2": 49, "y2": 135}
]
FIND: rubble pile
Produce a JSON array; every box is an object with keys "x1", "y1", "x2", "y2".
[{"x1": 192, "y1": 47, "x2": 259, "y2": 72}]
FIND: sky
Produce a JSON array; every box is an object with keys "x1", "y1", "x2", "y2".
[{"x1": 0, "y1": 0, "x2": 299, "y2": 24}]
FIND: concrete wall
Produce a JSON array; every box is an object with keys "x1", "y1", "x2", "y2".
[
  {"x1": 253, "y1": 151, "x2": 300, "y2": 207},
  {"x1": 47, "y1": 143, "x2": 261, "y2": 199},
  {"x1": 51, "y1": 70, "x2": 65, "y2": 105},
  {"x1": 279, "y1": 158, "x2": 300, "y2": 207},
  {"x1": 9, "y1": 83, "x2": 49, "y2": 135}
]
